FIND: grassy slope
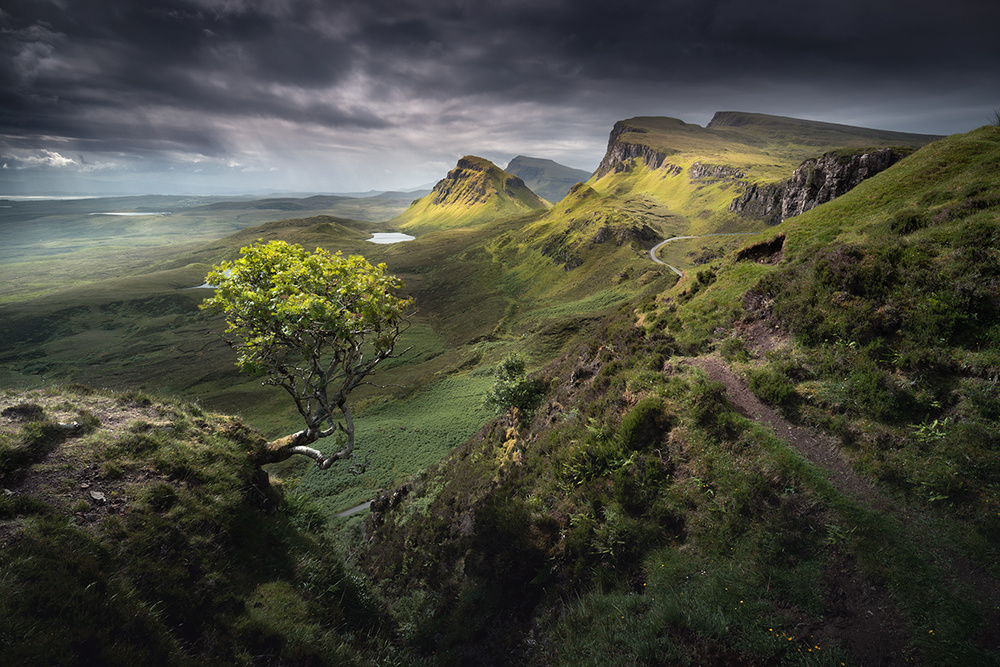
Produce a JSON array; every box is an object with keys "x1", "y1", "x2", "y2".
[
  {"x1": 0, "y1": 385, "x2": 398, "y2": 665},
  {"x1": 348, "y1": 126, "x2": 1000, "y2": 666}
]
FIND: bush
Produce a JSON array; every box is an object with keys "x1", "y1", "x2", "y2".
[
  {"x1": 748, "y1": 366, "x2": 797, "y2": 406},
  {"x1": 483, "y1": 354, "x2": 546, "y2": 421},
  {"x1": 617, "y1": 397, "x2": 671, "y2": 451},
  {"x1": 719, "y1": 336, "x2": 751, "y2": 363}
]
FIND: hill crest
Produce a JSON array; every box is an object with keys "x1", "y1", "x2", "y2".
[{"x1": 394, "y1": 155, "x2": 548, "y2": 232}]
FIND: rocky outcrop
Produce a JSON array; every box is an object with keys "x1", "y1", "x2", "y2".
[
  {"x1": 730, "y1": 147, "x2": 912, "y2": 224},
  {"x1": 781, "y1": 148, "x2": 908, "y2": 219},
  {"x1": 688, "y1": 162, "x2": 745, "y2": 183},
  {"x1": 595, "y1": 122, "x2": 676, "y2": 178},
  {"x1": 729, "y1": 183, "x2": 785, "y2": 225},
  {"x1": 431, "y1": 156, "x2": 542, "y2": 208},
  {"x1": 395, "y1": 155, "x2": 548, "y2": 231}
]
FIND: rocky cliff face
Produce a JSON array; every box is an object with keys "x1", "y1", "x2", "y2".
[
  {"x1": 688, "y1": 162, "x2": 745, "y2": 183},
  {"x1": 729, "y1": 183, "x2": 785, "y2": 224},
  {"x1": 730, "y1": 147, "x2": 911, "y2": 224},
  {"x1": 595, "y1": 121, "x2": 676, "y2": 178},
  {"x1": 781, "y1": 148, "x2": 907, "y2": 218}
]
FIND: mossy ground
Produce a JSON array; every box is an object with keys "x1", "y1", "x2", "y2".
[{"x1": 0, "y1": 385, "x2": 400, "y2": 665}]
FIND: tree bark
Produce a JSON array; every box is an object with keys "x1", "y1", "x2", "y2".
[{"x1": 254, "y1": 427, "x2": 364, "y2": 472}]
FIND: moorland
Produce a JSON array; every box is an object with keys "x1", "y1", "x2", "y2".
[{"x1": 2, "y1": 111, "x2": 999, "y2": 666}]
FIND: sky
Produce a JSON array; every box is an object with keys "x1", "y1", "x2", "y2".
[{"x1": 2, "y1": 0, "x2": 998, "y2": 196}]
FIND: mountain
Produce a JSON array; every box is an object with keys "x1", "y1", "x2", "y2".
[
  {"x1": 505, "y1": 155, "x2": 593, "y2": 203},
  {"x1": 588, "y1": 112, "x2": 941, "y2": 234},
  {"x1": 393, "y1": 155, "x2": 549, "y2": 233}
]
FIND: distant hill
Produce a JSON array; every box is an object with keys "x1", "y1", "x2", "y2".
[
  {"x1": 505, "y1": 155, "x2": 593, "y2": 203},
  {"x1": 393, "y1": 155, "x2": 549, "y2": 233},
  {"x1": 198, "y1": 194, "x2": 353, "y2": 211}
]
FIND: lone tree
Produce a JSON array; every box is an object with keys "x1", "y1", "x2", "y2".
[{"x1": 201, "y1": 240, "x2": 412, "y2": 473}]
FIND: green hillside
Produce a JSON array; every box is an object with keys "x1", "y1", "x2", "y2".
[
  {"x1": 1, "y1": 116, "x2": 998, "y2": 666},
  {"x1": 394, "y1": 156, "x2": 549, "y2": 233},
  {"x1": 349, "y1": 125, "x2": 1000, "y2": 665},
  {"x1": 666, "y1": 124, "x2": 1000, "y2": 504},
  {"x1": 0, "y1": 386, "x2": 396, "y2": 665},
  {"x1": 583, "y1": 112, "x2": 940, "y2": 238}
]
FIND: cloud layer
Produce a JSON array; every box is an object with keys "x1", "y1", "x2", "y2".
[{"x1": 2, "y1": 0, "x2": 998, "y2": 194}]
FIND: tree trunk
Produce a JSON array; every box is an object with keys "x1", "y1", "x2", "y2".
[
  {"x1": 254, "y1": 428, "x2": 360, "y2": 471},
  {"x1": 253, "y1": 429, "x2": 321, "y2": 465}
]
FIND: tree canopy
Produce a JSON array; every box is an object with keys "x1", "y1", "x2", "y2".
[{"x1": 201, "y1": 240, "x2": 412, "y2": 471}]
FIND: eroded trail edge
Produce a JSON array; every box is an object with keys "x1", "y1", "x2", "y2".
[
  {"x1": 689, "y1": 355, "x2": 883, "y2": 506},
  {"x1": 688, "y1": 354, "x2": 1000, "y2": 653}
]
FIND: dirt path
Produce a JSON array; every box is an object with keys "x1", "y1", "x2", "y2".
[
  {"x1": 689, "y1": 356, "x2": 884, "y2": 507},
  {"x1": 687, "y1": 353, "x2": 1000, "y2": 658}
]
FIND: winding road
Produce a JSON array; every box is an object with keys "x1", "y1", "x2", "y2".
[{"x1": 649, "y1": 232, "x2": 761, "y2": 276}]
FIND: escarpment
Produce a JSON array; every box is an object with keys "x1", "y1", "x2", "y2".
[
  {"x1": 595, "y1": 121, "x2": 677, "y2": 177},
  {"x1": 730, "y1": 147, "x2": 913, "y2": 224},
  {"x1": 781, "y1": 147, "x2": 910, "y2": 218}
]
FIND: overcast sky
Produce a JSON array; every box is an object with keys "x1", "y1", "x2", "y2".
[{"x1": 2, "y1": 0, "x2": 998, "y2": 195}]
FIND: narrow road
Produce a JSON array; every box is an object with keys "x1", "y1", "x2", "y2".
[
  {"x1": 335, "y1": 500, "x2": 372, "y2": 517},
  {"x1": 648, "y1": 236, "x2": 695, "y2": 276},
  {"x1": 649, "y1": 232, "x2": 762, "y2": 276}
]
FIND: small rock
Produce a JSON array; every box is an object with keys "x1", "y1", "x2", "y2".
[{"x1": 89, "y1": 490, "x2": 106, "y2": 503}]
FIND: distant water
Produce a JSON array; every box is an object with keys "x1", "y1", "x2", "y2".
[
  {"x1": 0, "y1": 195, "x2": 103, "y2": 201},
  {"x1": 368, "y1": 232, "x2": 415, "y2": 244},
  {"x1": 89, "y1": 211, "x2": 172, "y2": 216}
]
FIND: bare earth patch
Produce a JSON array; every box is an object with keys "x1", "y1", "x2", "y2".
[{"x1": 0, "y1": 389, "x2": 178, "y2": 539}]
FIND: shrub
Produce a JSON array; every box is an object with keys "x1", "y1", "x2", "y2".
[
  {"x1": 483, "y1": 354, "x2": 546, "y2": 421},
  {"x1": 719, "y1": 336, "x2": 751, "y2": 363},
  {"x1": 617, "y1": 397, "x2": 671, "y2": 451},
  {"x1": 748, "y1": 366, "x2": 797, "y2": 406},
  {"x1": 888, "y1": 208, "x2": 929, "y2": 235}
]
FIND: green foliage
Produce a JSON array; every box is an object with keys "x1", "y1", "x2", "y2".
[
  {"x1": 748, "y1": 365, "x2": 797, "y2": 407},
  {"x1": 482, "y1": 354, "x2": 546, "y2": 421},
  {"x1": 201, "y1": 239, "x2": 414, "y2": 468},
  {"x1": 616, "y1": 397, "x2": 671, "y2": 451},
  {"x1": 202, "y1": 239, "x2": 411, "y2": 379},
  {"x1": 719, "y1": 335, "x2": 751, "y2": 362}
]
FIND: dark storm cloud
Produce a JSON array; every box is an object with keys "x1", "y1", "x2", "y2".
[{"x1": 1, "y1": 0, "x2": 998, "y2": 193}]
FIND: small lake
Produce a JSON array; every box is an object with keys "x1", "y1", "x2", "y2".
[{"x1": 368, "y1": 232, "x2": 415, "y2": 244}]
